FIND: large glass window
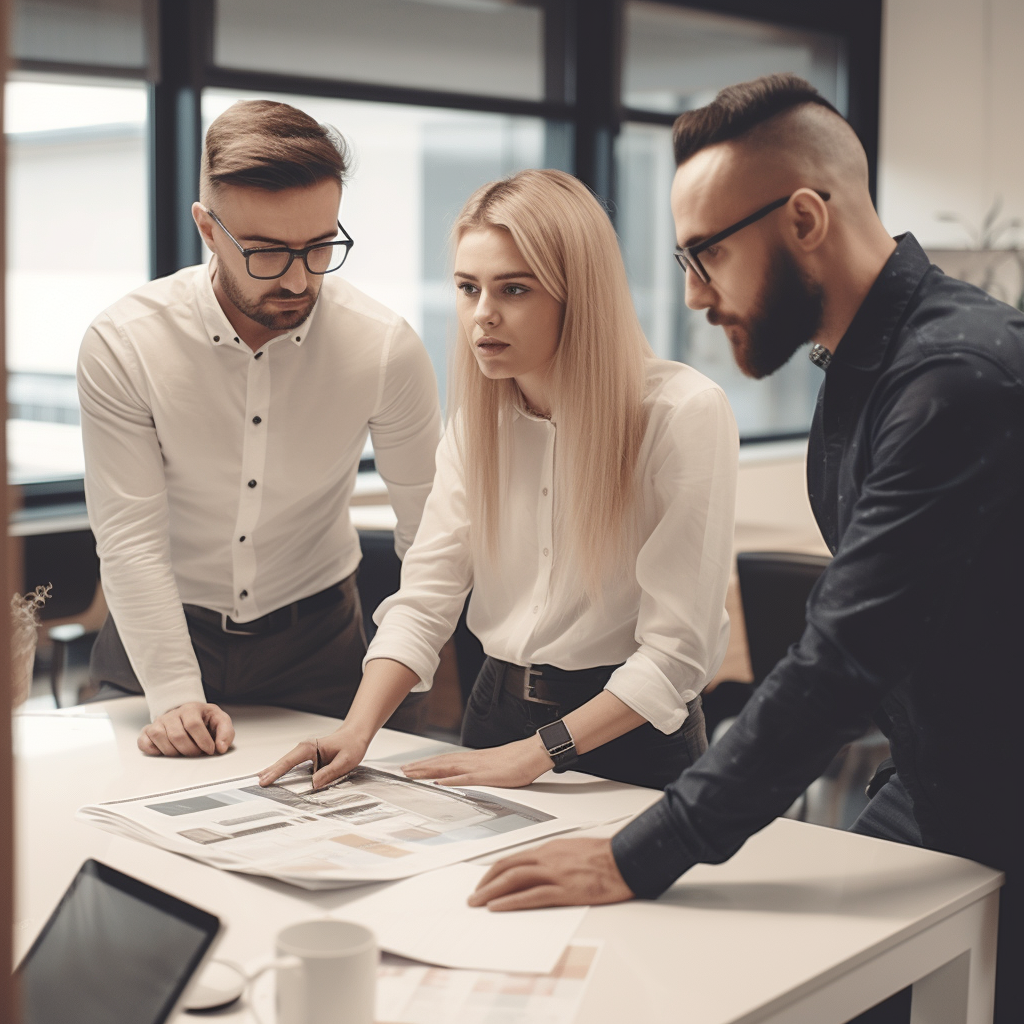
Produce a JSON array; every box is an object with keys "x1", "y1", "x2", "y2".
[
  {"x1": 12, "y1": 0, "x2": 150, "y2": 69},
  {"x1": 203, "y1": 91, "x2": 567, "y2": 404},
  {"x1": 5, "y1": 78, "x2": 149, "y2": 482},
  {"x1": 617, "y1": 2, "x2": 847, "y2": 438},
  {"x1": 214, "y1": 0, "x2": 546, "y2": 102}
]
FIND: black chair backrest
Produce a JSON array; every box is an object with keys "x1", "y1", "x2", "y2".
[
  {"x1": 356, "y1": 530, "x2": 403, "y2": 643},
  {"x1": 736, "y1": 550, "x2": 831, "y2": 686},
  {"x1": 22, "y1": 529, "x2": 101, "y2": 622}
]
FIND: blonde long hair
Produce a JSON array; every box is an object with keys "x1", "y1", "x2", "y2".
[{"x1": 449, "y1": 169, "x2": 652, "y2": 592}]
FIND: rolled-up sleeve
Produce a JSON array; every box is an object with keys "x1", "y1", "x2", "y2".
[
  {"x1": 78, "y1": 319, "x2": 205, "y2": 719},
  {"x1": 605, "y1": 386, "x2": 739, "y2": 733},
  {"x1": 369, "y1": 319, "x2": 443, "y2": 560},
  {"x1": 363, "y1": 424, "x2": 474, "y2": 688}
]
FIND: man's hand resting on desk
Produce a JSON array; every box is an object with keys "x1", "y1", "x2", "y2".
[
  {"x1": 138, "y1": 702, "x2": 234, "y2": 757},
  {"x1": 469, "y1": 838, "x2": 635, "y2": 910}
]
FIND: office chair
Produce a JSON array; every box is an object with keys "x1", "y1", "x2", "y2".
[
  {"x1": 736, "y1": 551, "x2": 832, "y2": 686},
  {"x1": 22, "y1": 528, "x2": 102, "y2": 708},
  {"x1": 735, "y1": 550, "x2": 889, "y2": 828}
]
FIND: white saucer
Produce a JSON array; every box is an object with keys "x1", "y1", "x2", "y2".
[{"x1": 183, "y1": 960, "x2": 247, "y2": 1012}]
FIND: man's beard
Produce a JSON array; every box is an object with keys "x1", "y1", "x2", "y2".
[
  {"x1": 218, "y1": 261, "x2": 317, "y2": 331},
  {"x1": 719, "y1": 247, "x2": 824, "y2": 379}
]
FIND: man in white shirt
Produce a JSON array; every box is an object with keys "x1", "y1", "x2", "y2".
[{"x1": 79, "y1": 100, "x2": 441, "y2": 757}]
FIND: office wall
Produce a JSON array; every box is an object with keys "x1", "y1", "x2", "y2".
[{"x1": 877, "y1": 0, "x2": 1024, "y2": 247}]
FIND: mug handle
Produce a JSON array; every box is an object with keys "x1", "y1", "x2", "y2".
[{"x1": 246, "y1": 955, "x2": 302, "y2": 1024}]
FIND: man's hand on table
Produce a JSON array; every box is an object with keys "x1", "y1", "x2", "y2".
[
  {"x1": 401, "y1": 736, "x2": 554, "y2": 788},
  {"x1": 469, "y1": 838, "x2": 635, "y2": 910},
  {"x1": 258, "y1": 725, "x2": 371, "y2": 790},
  {"x1": 138, "y1": 702, "x2": 235, "y2": 757}
]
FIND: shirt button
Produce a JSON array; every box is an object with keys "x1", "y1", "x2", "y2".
[
  {"x1": 248, "y1": 479, "x2": 257, "y2": 488},
  {"x1": 240, "y1": 590, "x2": 248, "y2": 598},
  {"x1": 239, "y1": 536, "x2": 246, "y2": 542},
  {"x1": 542, "y1": 548, "x2": 549, "y2": 557},
  {"x1": 213, "y1": 335, "x2": 220, "y2": 342},
  {"x1": 255, "y1": 351, "x2": 264, "y2": 359},
  {"x1": 542, "y1": 488, "x2": 548, "y2": 496},
  {"x1": 252, "y1": 416, "x2": 262, "y2": 425},
  {"x1": 295, "y1": 335, "x2": 301, "y2": 342},
  {"x1": 234, "y1": 337, "x2": 240, "y2": 343}
]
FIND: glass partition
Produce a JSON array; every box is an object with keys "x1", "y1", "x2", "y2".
[
  {"x1": 204, "y1": 90, "x2": 568, "y2": 405},
  {"x1": 214, "y1": 0, "x2": 546, "y2": 102},
  {"x1": 618, "y1": 3, "x2": 847, "y2": 438},
  {"x1": 12, "y1": 0, "x2": 149, "y2": 69},
  {"x1": 5, "y1": 78, "x2": 149, "y2": 483}
]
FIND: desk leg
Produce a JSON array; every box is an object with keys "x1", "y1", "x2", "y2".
[{"x1": 910, "y1": 891, "x2": 999, "y2": 1024}]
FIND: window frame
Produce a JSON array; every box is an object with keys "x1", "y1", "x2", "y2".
[{"x1": 9, "y1": 0, "x2": 882, "y2": 458}]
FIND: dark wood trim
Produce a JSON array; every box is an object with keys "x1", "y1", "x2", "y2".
[
  {"x1": 202, "y1": 66, "x2": 574, "y2": 121},
  {"x1": 571, "y1": 0, "x2": 623, "y2": 200},
  {"x1": 12, "y1": 57, "x2": 148, "y2": 81},
  {"x1": 149, "y1": 0, "x2": 208, "y2": 278},
  {"x1": 2, "y1": 1, "x2": 18, "y2": 1019}
]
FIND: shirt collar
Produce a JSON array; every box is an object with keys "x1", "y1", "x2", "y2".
[
  {"x1": 194, "y1": 258, "x2": 321, "y2": 351},
  {"x1": 830, "y1": 232, "x2": 932, "y2": 374}
]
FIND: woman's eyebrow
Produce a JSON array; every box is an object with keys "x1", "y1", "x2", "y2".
[{"x1": 453, "y1": 270, "x2": 536, "y2": 280}]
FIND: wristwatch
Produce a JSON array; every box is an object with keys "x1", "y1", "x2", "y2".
[{"x1": 537, "y1": 720, "x2": 579, "y2": 773}]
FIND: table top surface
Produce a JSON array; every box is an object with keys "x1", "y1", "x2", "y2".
[{"x1": 14, "y1": 698, "x2": 1002, "y2": 1024}]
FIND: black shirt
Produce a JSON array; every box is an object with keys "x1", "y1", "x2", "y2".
[{"x1": 612, "y1": 233, "x2": 1024, "y2": 896}]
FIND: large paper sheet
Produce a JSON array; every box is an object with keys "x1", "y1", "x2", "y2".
[
  {"x1": 78, "y1": 765, "x2": 577, "y2": 890},
  {"x1": 373, "y1": 943, "x2": 602, "y2": 1024},
  {"x1": 336, "y1": 863, "x2": 587, "y2": 973}
]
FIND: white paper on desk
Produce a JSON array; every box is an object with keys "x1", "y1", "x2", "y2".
[
  {"x1": 77, "y1": 765, "x2": 581, "y2": 890},
  {"x1": 334, "y1": 863, "x2": 587, "y2": 974}
]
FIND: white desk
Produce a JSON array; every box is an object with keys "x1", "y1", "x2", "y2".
[{"x1": 15, "y1": 699, "x2": 1002, "y2": 1024}]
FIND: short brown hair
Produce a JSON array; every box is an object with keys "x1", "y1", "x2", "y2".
[
  {"x1": 672, "y1": 73, "x2": 840, "y2": 166},
  {"x1": 200, "y1": 99, "x2": 349, "y2": 206}
]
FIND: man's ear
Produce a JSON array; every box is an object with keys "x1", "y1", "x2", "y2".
[
  {"x1": 787, "y1": 188, "x2": 829, "y2": 253},
  {"x1": 192, "y1": 202, "x2": 216, "y2": 251}
]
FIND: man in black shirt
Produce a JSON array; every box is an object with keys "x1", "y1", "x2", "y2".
[{"x1": 469, "y1": 74, "x2": 1024, "y2": 1021}]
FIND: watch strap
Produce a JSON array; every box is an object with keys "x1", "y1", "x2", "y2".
[{"x1": 537, "y1": 719, "x2": 579, "y2": 772}]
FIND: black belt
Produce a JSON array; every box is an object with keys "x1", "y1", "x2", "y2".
[
  {"x1": 184, "y1": 578, "x2": 350, "y2": 636},
  {"x1": 496, "y1": 658, "x2": 623, "y2": 707}
]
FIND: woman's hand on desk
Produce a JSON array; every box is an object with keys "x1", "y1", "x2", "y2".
[
  {"x1": 401, "y1": 736, "x2": 554, "y2": 788},
  {"x1": 257, "y1": 725, "x2": 370, "y2": 790},
  {"x1": 468, "y1": 838, "x2": 634, "y2": 910}
]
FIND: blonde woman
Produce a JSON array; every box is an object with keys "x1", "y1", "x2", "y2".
[{"x1": 260, "y1": 169, "x2": 738, "y2": 792}]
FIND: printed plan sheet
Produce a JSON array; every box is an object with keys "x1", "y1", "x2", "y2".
[
  {"x1": 78, "y1": 765, "x2": 574, "y2": 889},
  {"x1": 373, "y1": 943, "x2": 602, "y2": 1024}
]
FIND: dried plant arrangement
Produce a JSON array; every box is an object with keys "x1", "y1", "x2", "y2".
[{"x1": 10, "y1": 585, "x2": 50, "y2": 707}]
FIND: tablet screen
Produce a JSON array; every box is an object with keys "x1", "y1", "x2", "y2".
[{"x1": 17, "y1": 860, "x2": 220, "y2": 1024}]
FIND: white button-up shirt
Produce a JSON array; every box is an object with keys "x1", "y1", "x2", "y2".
[
  {"x1": 78, "y1": 263, "x2": 441, "y2": 719},
  {"x1": 366, "y1": 359, "x2": 738, "y2": 734}
]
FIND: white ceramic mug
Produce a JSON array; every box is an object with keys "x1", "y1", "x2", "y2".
[{"x1": 250, "y1": 919, "x2": 378, "y2": 1024}]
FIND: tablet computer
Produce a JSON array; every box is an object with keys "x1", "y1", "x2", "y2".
[{"x1": 15, "y1": 859, "x2": 221, "y2": 1024}]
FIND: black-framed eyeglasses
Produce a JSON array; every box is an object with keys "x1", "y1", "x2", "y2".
[
  {"x1": 205, "y1": 208, "x2": 354, "y2": 280},
  {"x1": 673, "y1": 190, "x2": 830, "y2": 285}
]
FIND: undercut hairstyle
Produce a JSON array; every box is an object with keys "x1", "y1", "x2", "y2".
[
  {"x1": 673, "y1": 73, "x2": 841, "y2": 166},
  {"x1": 199, "y1": 100, "x2": 350, "y2": 207},
  {"x1": 449, "y1": 169, "x2": 652, "y2": 595}
]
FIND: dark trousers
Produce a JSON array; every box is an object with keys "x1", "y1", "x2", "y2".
[
  {"x1": 460, "y1": 656, "x2": 708, "y2": 790},
  {"x1": 89, "y1": 573, "x2": 423, "y2": 732},
  {"x1": 847, "y1": 773, "x2": 1020, "y2": 1024}
]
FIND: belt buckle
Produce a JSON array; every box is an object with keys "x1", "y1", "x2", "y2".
[
  {"x1": 522, "y1": 665, "x2": 558, "y2": 706},
  {"x1": 221, "y1": 612, "x2": 255, "y2": 635}
]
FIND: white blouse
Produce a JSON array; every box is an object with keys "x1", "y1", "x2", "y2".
[{"x1": 365, "y1": 359, "x2": 739, "y2": 734}]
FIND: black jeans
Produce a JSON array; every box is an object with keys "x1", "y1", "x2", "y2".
[
  {"x1": 89, "y1": 573, "x2": 423, "y2": 732},
  {"x1": 460, "y1": 656, "x2": 708, "y2": 790}
]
